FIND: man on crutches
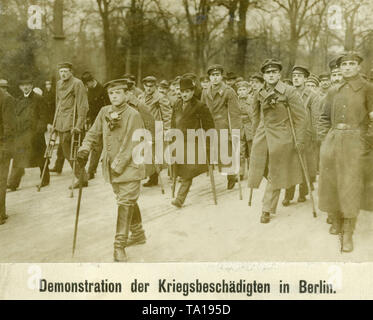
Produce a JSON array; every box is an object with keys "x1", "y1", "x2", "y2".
[
  {"x1": 247, "y1": 59, "x2": 307, "y2": 224},
  {"x1": 54, "y1": 62, "x2": 89, "y2": 191}
]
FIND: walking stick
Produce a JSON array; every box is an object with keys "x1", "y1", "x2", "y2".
[
  {"x1": 200, "y1": 119, "x2": 217, "y2": 205},
  {"x1": 72, "y1": 164, "x2": 85, "y2": 257},
  {"x1": 69, "y1": 101, "x2": 80, "y2": 198},
  {"x1": 171, "y1": 164, "x2": 177, "y2": 198},
  {"x1": 154, "y1": 159, "x2": 165, "y2": 194},
  {"x1": 37, "y1": 131, "x2": 56, "y2": 191},
  {"x1": 227, "y1": 112, "x2": 243, "y2": 200},
  {"x1": 248, "y1": 188, "x2": 253, "y2": 206},
  {"x1": 285, "y1": 104, "x2": 317, "y2": 218}
]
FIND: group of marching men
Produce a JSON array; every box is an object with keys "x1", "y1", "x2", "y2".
[{"x1": 0, "y1": 51, "x2": 372, "y2": 261}]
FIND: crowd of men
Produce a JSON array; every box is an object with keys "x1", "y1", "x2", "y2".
[{"x1": 0, "y1": 51, "x2": 372, "y2": 262}]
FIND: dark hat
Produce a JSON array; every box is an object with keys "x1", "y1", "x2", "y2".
[
  {"x1": 260, "y1": 59, "x2": 282, "y2": 73},
  {"x1": 319, "y1": 72, "x2": 330, "y2": 80},
  {"x1": 81, "y1": 71, "x2": 94, "y2": 84},
  {"x1": 159, "y1": 80, "x2": 170, "y2": 89},
  {"x1": 292, "y1": 65, "x2": 310, "y2": 77},
  {"x1": 226, "y1": 72, "x2": 238, "y2": 80},
  {"x1": 57, "y1": 62, "x2": 73, "y2": 70},
  {"x1": 305, "y1": 74, "x2": 320, "y2": 86},
  {"x1": 122, "y1": 73, "x2": 136, "y2": 83},
  {"x1": 103, "y1": 78, "x2": 128, "y2": 90},
  {"x1": 207, "y1": 64, "x2": 224, "y2": 75},
  {"x1": 337, "y1": 51, "x2": 364, "y2": 65},
  {"x1": 329, "y1": 56, "x2": 341, "y2": 71},
  {"x1": 179, "y1": 77, "x2": 195, "y2": 91},
  {"x1": 251, "y1": 72, "x2": 264, "y2": 82},
  {"x1": 182, "y1": 73, "x2": 198, "y2": 81},
  {"x1": 0, "y1": 79, "x2": 9, "y2": 87},
  {"x1": 235, "y1": 81, "x2": 250, "y2": 89},
  {"x1": 142, "y1": 76, "x2": 157, "y2": 86},
  {"x1": 19, "y1": 75, "x2": 33, "y2": 85}
]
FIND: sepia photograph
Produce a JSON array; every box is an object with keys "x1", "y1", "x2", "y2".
[{"x1": 0, "y1": 0, "x2": 373, "y2": 301}]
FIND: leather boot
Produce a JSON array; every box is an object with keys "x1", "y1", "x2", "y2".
[
  {"x1": 126, "y1": 204, "x2": 146, "y2": 247},
  {"x1": 260, "y1": 212, "x2": 270, "y2": 224},
  {"x1": 143, "y1": 173, "x2": 158, "y2": 187},
  {"x1": 326, "y1": 212, "x2": 333, "y2": 224},
  {"x1": 113, "y1": 205, "x2": 133, "y2": 262},
  {"x1": 227, "y1": 175, "x2": 236, "y2": 190},
  {"x1": 329, "y1": 212, "x2": 342, "y2": 235},
  {"x1": 342, "y1": 218, "x2": 356, "y2": 253}
]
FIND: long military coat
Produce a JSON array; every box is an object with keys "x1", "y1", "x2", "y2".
[
  {"x1": 13, "y1": 92, "x2": 48, "y2": 168},
  {"x1": 318, "y1": 76, "x2": 373, "y2": 217},
  {"x1": 247, "y1": 80, "x2": 306, "y2": 189},
  {"x1": 171, "y1": 97, "x2": 215, "y2": 180},
  {"x1": 79, "y1": 103, "x2": 145, "y2": 184},
  {"x1": 0, "y1": 90, "x2": 16, "y2": 156}
]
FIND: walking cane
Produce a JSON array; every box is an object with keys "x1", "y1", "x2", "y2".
[
  {"x1": 200, "y1": 119, "x2": 217, "y2": 205},
  {"x1": 248, "y1": 188, "x2": 253, "y2": 206},
  {"x1": 69, "y1": 101, "x2": 80, "y2": 198},
  {"x1": 171, "y1": 163, "x2": 177, "y2": 198},
  {"x1": 227, "y1": 112, "x2": 243, "y2": 200},
  {"x1": 72, "y1": 163, "x2": 85, "y2": 257},
  {"x1": 285, "y1": 103, "x2": 317, "y2": 218}
]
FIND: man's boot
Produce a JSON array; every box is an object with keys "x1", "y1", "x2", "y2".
[
  {"x1": 171, "y1": 179, "x2": 192, "y2": 208},
  {"x1": 114, "y1": 205, "x2": 133, "y2": 262},
  {"x1": 326, "y1": 212, "x2": 333, "y2": 224},
  {"x1": 260, "y1": 212, "x2": 270, "y2": 224},
  {"x1": 329, "y1": 212, "x2": 342, "y2": 235},
  {"x1": 297, "y1": 182, "x2": 308, "y2": 202},
  {"x1": 126, "y1": 204, "x2": 146, "y2": 247},
  {"x1": 143, "y1": 173, "x2": 158, "y2": 187},
  {"x1": 342, "y1": 218, "x2": 356, "y2": 253},
  {"x1": 227, "y1": 175, "x2": 236, "y2": 190},
  {"x1": 282, "y1": 186, "x2": 295, "y2": 206}
]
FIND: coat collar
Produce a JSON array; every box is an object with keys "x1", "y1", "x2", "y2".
[
  {"x1": 337, "y1": 75, "x2": 365, "y2": 92},
  {"x1": 207, "y1": 82, "x2": 226, "y2": 100},
  {"x1": 259, "y1": 80, "x2": 287, "y2": 101}
]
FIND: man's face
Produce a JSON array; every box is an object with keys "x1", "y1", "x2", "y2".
[
  {"x1": 292, "y1": 71, "x2": 306, "y2": 87},
  {"x1": 45, "y1": 81, "x2": 52, "y2": 91},
  {"x1": 201, "y1": 80, "x2": 209, "y2": 89},
  {"x1": 59, "y1": 68, "x2": 72, "y2": 81},
  {"x1": 331, "y1": 69, "x2": 343, "y2": 84},
  {"x1": 175, "y1": 84, "x2": 181, "y2": 97},
  {"x1": 20, "y1": 84, "x2": 33, "y2": 95},
  {"x1": 86, "y1": 80, "x2": 96, "y2": 89},
  {"x1": 158, "y1": 86, "x2": 168, "y2": 95},
  {"x1": 252, "y1": 79, "x2": 263, "y2": 92},
  {"x1": 237, "y1": 86, "x2": 249, "y2": 98},
  {"x1": 305, "y1": 82, "x2": 317, "y2": 89},
  {"x1": 320, "y1": 79, "x2": 330, "y2": 89},
  {"x1": 144, "y1": 83, "x2": 156, "y2": 95},
  {"x1": 180, "y1": 88, "x2": 194, "y2": 102},
  {"x1": 108, "y1": 88, "x2": 127, "y2": 106},
  {"x1": 340, "y1": 60, "x2": 360, "y2": 79},
  {"x1": 263, "y1": 68, "x2": 281, "y2": 86},
  {"x1": 209, "y1": 71, "x2": 223, "y2": 86}
]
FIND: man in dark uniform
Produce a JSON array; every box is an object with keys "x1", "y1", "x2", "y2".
[
  {"x1": 247, "y1": 59, "x2": 306, "y2": 223},
  {"x1": 170, "y1": 77, "x2": 215, "y2": 208},
  {"x1": 54, "y1": 62, "x2": 89, "y2": 189},
  {"x1": 81, "y1": 71, "x2": 110, "y2": 180},
  {"x1": 318, "y1": 52, "x2": 373, "y2": 252},
  {"x1": 0, "y1": 85, "x2": 16, "y2": 225},
  {"x1": 77, "y1": 78, "x2": 145, "y2": 262},
  {"x1": 7, "y1": 77, "x2": 50, "y2": 190},
  {"x1": 226, "y1": 72, "x2": 238, "y2": 88},
  {"x1": 201, "y1": 64, "x2": 241, "y2": 190}
]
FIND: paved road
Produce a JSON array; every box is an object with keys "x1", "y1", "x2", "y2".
[{"x1": 1, "y1": 161, "x2": 373, "y2": 263}]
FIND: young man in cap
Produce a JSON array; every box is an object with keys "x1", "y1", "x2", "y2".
[
  {"x1": 139, "y1": 76, "x2": 172, "y2": 187},
  {"x1": 319, "y1": 73, "x2": 331, "y2": 97},
  {"x1": 7, "y1": 77, "x2": 50, "y2": 190},
  {"x1": 329, "y1": 57, "x2": 343, "y2": 86},
  {"x1": 201, "y1": 64, "x2": 241, "y2": 189},
  {"x1": 54, "y1": 62, "x2": 89, "y2": 189},
  {"x1": 225, "y1": 72, "x2": 238, "y2": 89},
  {"x1": 170, "y1": 77, "x2": 215, "y2": 208},
  {"x1": 0, "y1": 84, "x2": 16, "y2": 225},
  {"x1": 77, "y1": 78, "x2": 145, "y2": 262},
  {"x1": 158, "y1": 80, "x2": 170, "y2": 96},
  {"x1": 200, "y1": 76, "x2": 210, "y2": 90},
  {"x1": 281, "y1": 65, "x2": 318, "y2": 206},
  {"x1": 318, "y1": 52, "x2": 373, "y2": 252},
  {"x1": 305, "y1": 74, "x2": 320, "y2": 89},
  {"x1": 123, "y1": 74, "x2": 143, "y2": 98},
  {"x1": 236, "y1": 80, "x2": 254, "y2": 179},
  {"x1": 81, "y1": 71, "x2": 110, "y2": 180},
  {"x1": 247, "y1": 59, "x2": 306, "y2": 223}
]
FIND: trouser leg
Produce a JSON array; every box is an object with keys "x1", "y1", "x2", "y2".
[
  {"x1": 299, "y1": 182, "x2": 309, "y2": 198},
  {"x1": 284, "y1": 185, "x2": 295, "y2": 201},
  {"x1": 262, "y1": 179, "x2": 281, "y2": 214},
  {"x1": 342, "y1": 216, "x2": 357, "y2": 253},
  {"x1": 176, "y1": 178, "x2": 193, "y2": 204},
  {"x1": 88, "y1": 139, "x2": 103, "y2": 175},
  {"x1": 7, "y1": 159, "x2": 25, "y2": 189},
  {"x1": 51, "y1": 144, "x2": 65, "y2": 172},
  {"x1": 0, "y1": 156, "x2": 11, "y2": 221},
  {"x1": 127, "y1": 203, "x2": 146, "y2": 247}
]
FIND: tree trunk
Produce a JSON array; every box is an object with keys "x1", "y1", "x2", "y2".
[{"x1": 236, "y1": 0, "x2": 250, "y2": 75}]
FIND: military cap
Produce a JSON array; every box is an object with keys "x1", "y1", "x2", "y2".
[
  {"x1": 182, "y1": 73, "x2": 198, "y2": 81},
  {"x1": 207, "y1": 64, "x2": 224, "y2": 75},
  {"x1": 180, "y1": 77, "x2": 195, "y2": 91},
  {"x1": 81, "y1": 71, "x2": 94, "y2": 84},
  {"x1": 122, "y1": 73, "x2": 136, "y2": 83},
  {"x1": 319, "y1": 73, "x2": 330, "y2": 80},
  {"x1": 329, "y1": 56, "x2": 341, "y2": 71},
  {"x1": 305, "y1": 74, "x2": 320, "y2": 86},
  {"x1": 103, "y1": 78, "x2": 128, "y2": 90},
  {"x1": 337, "y1": 51, "x2": 364, "y2": 65},
  {"x1": 235, "y1": 81, "x2": 250, "y2": 89},
  {"x1": 0, "y1": 79, "x2": 9, "y2": 87},
  {"x1": 159, "y1": 80, "x2": 170, "y2": 89},
  {"x1": 57, "y1": 62, "x2": 73, "y2": 70},
  {"x1": 260, "y1": 59, "x2": 282, "y2": 73},
  {"x1": 251, "y1": 72, "x2": 264, "y2": 82},
  {"x1": 200, "y1": 76, "x2": 209, "y2": 82},
  {"x1": 292, "y1": 65, "x2": 310, "y2": 77},
  {"x1": 142, "y1": 76, "x2": 157, "y2": 86},
  {"x1": 226, "y1": 72, "x2": 238, "y2": 80}
]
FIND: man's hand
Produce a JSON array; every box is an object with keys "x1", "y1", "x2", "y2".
[
  {"x1": 71, "y1": 127, "x2": 81, "y2": 136},
  {"x1": 77, "y1": 149, "x2": 89, "y2": 168},
  {"x1": 47, "y1": 124, "x2": 54, "y2": 133}
]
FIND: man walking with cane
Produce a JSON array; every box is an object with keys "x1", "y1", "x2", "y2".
[{"x1": 247, "y1": 59, "x2": 306, "y2": 223}]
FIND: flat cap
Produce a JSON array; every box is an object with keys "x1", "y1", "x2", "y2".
[
  {"x1": 159, "y1": 80, "x2": 170, "y2": 88},
  {"x1": 19, "y1": 75, "x2": 33, "y2": 85},
  {"x1": 180, "y1": 77, "x2": 195, "y2": 91},
  {"x1": 319, "y1": 73, "x2": 330, "y2": 80},
  {"x1": 337, "y1": 51, "x2": 364, "y2": 65},
  {"x1": 142, "y1": 76, "x2": 157, "y2": 86},
  {"x1": 0, "y1": 79, "x2": 9, "y2": 87},
  {"x1": 251, "y1": 72, "x2": 264, "y2": 82},
  {"x1": 260, "y1": 59, "x2": 282, "y2": 73},
  {"x1": 207, "y1": 64, "x2": 224, "y2": 75},
  {"x1": 226, "y1": 72, "x2": 238, "y2": 80},
  {"x1": 235, "y1": 81, "x2": 250, "y2": 89},
  {"x1": 103, "y1": 78, "x2": 128, "y2": 90},
  {"x1": 292, "y1": 65, "x2": 310, "y2": 77},
  {"x1": 81, "y1": 71, "x2": 94, "y2": 84},
  {"x1": 57, "y1": 62, "x2": 73, "y2": 69},
  {"x1": 305, "y1": 74, "x2": 320, "y2": 86}
]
